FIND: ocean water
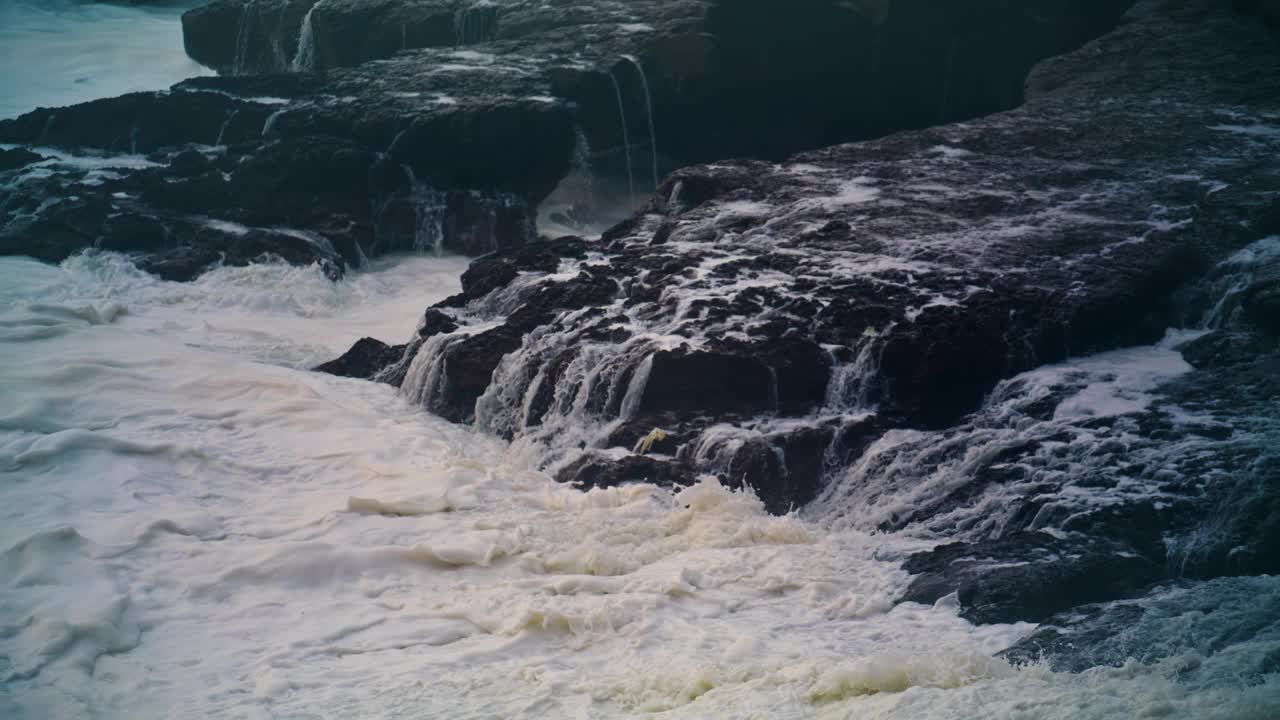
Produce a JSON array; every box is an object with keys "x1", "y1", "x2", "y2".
[
  {"x1": 0, "y1": 0, "x2": 212, "y2": 120},
  {"x1": 1, "y1": 252, "x2": 1277, "y2": 719},
  {"x1": 1, "y1": 3, "x2": 1278, "y2": 717}
]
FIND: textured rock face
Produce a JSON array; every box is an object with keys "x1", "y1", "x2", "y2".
[
  {"x1": 182, "y1": 0, "x2": 318, "y2": 75},
  {"x1": 181, "y1": 0, "x2": 1131, "y2": 166},
  {"x1": 1, "y1": 0, "x2": 1135, "y2": 280},
  {"x1": 320, "y1": 0, "x2": 1280, "y2": 621}
]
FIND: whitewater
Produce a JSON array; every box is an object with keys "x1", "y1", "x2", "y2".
[
  {"x1": 0, "y1": 251, "x2": 1275, "y2": 719},
  {"x1": 2, "y1": 2, "x2": 1279, "y2": 718}
]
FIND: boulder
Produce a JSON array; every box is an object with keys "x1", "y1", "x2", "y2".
[{"x1": 314, "y1": 337, "x2": 407, "y2": 380}]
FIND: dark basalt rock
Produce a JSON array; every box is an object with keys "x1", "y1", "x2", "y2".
[
  {"x1": 3, "y1": 0, "x2": 1141, "y2": 278},
  {"x1": 556, "y1": 452, "x2": 696, "y2": 490},
  {"x1": 899, "y1": 533, "x2": 1167, "y2": 625},
  {"x1": 314, "y1": 337, "x2": 406, "y2": 380},
  {"x1": 0, "y1": 91, "x2": 271, "y2": 153},
  {"x1": 418, "y1": 309, "x2": 459, "y2": 338},
  {"x1": 636, "y1": 351, "x2": 776, "y2": 416},
  {"x1": 430, "y1": 324, "x2": 525, "y2": 423},
  {"x1": 460, "y1": 257, "x2": 520, "y2": 299},
  {"x1": 181, "y1": 0, "x2": 1132, "y2": 172},
  {"x1": 1001, "y1": 577, "x2": 1280, "y2": 679},
  {"x1": 0, "y1": 148, "x2": 45, "y2": 173},
  {"x1": 182, "y1": 0, "x2": 318, "y2": 75},
  {"x1": 1244, "y1": 265, "x2": 1280, "y2": 334},
  {"x1": 817, "y1": 307, "x2": 1280, "y2": 626},
  {"x1": 136, "y1": 226, "x2": 345, "y2": 282},
  {"x1": 326, "y1": 0, "x2": 1280, "y2": 528},
  {"x1": 459, "y1": 235, "x2": 588, "y2": 298}
]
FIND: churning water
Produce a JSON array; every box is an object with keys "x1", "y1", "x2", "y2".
[
  {"x1": 1, "y1": 3, "x2": 1278, "y2": 717},
  {"x1": 0, "y1": 0, "x2": 211, "y2": 120},
  {"x1": 1, "y1": 252, "x2": 1277, "y2": 719}
]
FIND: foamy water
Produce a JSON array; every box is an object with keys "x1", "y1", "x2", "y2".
[
  {"x1": 1, "y1": 252, "x2": 1276, "y2": 718},
  {"x1": 0, "y1": 0, "x2": 212, "y2": 120}
]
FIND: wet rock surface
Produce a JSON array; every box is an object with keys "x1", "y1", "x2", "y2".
[
  {"x1": 1001, "y1": 576, "x2": 1280, "y2": 680},
  {"x1": 312, "y1": 336, "x2": 407, "y2": 379},
  {"x1": 818, "y1": 238, "x2": 1280, "y2": 626},
  {"x1": 5, "y1": 0, "x2": 1279, "y2": 659},
  {"x1": 4, "y1": 0, "x2": 1133, "y2": 280},
  {"x1": 319, "y1": 0, "x2": 1280, "y2": 627}
]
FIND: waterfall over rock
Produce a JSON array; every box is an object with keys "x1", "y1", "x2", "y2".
[
  {"x1": 4, "y1": 0, "x2": 1280, "y2": 716},
  {"x1": 621, "y1": 54, "x2": 659, "y2": 190}
]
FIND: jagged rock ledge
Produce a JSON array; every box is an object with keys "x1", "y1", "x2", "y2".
[
  {"x1": 319, "y1": 0, "x2": 1280, "y2": 625},
  {"x1": 1, "y1": 0, "x2": 1128, "y2": 280}
]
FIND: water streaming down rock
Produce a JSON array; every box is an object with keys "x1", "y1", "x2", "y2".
[
  {"x1": 808, "y1": 236, "x2": 1280, "y2": 626},
  {"x1": 1199, "y1": 236, "x2": 1280, "y2": 330},
  {"x1": 570, "y1": 126, "x2": 596, "y2": 215},
  {"x1": 621, "y1": 54, "x2": 659, "y2": 190},
  {"x1": 233, "y1": 0, "x2": 255, "y2": 75},
  {"x1": 823, "y1": 327, "x2": 892, "y2": 413},
  {"x1": 4, "y1": 0, "x2": 1280, "y2": 714},
  {"x1": 214, "y1": 109, "x2": 240, "y2": 146},
  {"x1": 608, "y1": 70, "x2": 635, "y2": 199},
  {"x1": 408, "y1": 177, "x2": 448, "y2": 255},
  {"x1": 453, "y1": 2, "x2": 499, "y2": 47},
  {"x1": 35, "y1": 114, "x2": 56, "y2": 145},
  {"x1": 261, "y1": 107, "x2": 286, "y2": 137},
  {"x1": 290, "y1": 0, "x2": 320, "y2": 72}
]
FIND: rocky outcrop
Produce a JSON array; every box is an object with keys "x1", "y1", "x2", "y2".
[
  {"x1": 313, "y1": 337, "x2": 408, "y2": 379},
  {"x1": 0, "y1": 148, "x2": 45, "y2": 173},
  {"x1": 182, "y1": 0, "x2": 318, "y2": 75},
  {"x1": 318, "y1": 0, "x2": 1280, "y2": 622},
  {"x1": 1001, "y1": 577, "x2": 1280, "y2": 678},
  {"x1": 334, "y1": 0, "x2": 1279, "y2": 490},
  {"x1": 183, "y1": 0, "x2": 1131, "y2": 165},
  {"x1": 2, "y1": 0, "x2": 1135, "y2": 280},
  {"x1": 821, "y1": 236, "x2": 1280, "y2": 625}
]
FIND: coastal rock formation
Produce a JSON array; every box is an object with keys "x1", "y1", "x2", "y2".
[
  {"x1": 320, "y1": 0, "x2": 1280, "y2": 627},
  {"x1": 2, "y1": 0, "x2": 1132, "y2": 280}
]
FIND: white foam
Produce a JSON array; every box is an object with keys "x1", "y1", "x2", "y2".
[{"x1": 1, "y1": 253, "x2": 1275, "y2": 718}]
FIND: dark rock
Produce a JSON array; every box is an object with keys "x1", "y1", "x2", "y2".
[
  {"x1": 182, "y1": 0, "x2": 317, "y2": 75},
  {"x1": 899, "y1": 533, "x2": 1167, "y2": 625},
  {"x1": 320, "y1": 0, "x2": 1280, "y2": 529},
  {"x1": 0, "y1": 216, "x2": 97, "y2": 264},
  {"x1": 314, "y1": 337, "x2": 407, "y2": 380},
  {"x1": 136, "y1": 245, "x2": 225, "y2": 282},
  {"x1": 1244, "y1": 264, "x2": 1280, "y2": 334},
  {"x1": 0, "y1": 147, "x2": 45, "y2": 173},
  {"x1": 98, "y1": 213, "x2": 171, "y2": 253},
  {"x1": 0, "y1": 91, "x2": 270, "y2": 152},
  {"x1": 387, "y1": 102, "x2": 576, "y2": 202},
  {"x1": 5, "y1": 0, "x2": 1144, "y2": 282},
  {"x1": 430, "y1": 324, "x2": 525, "y2": 423},
  {"x1": 460, "y1": 257, "x2": 521, "y2": 299},
  {"x1": 637, "y1": 351, "x2": 775, "y2": 416},
  {"x1": 418, "y1": 309, "x2": 458, "y2": 338},
  {"x1": 1002, "y1": 577, "x2": 1280, "y2": 679},
  {"x1": 556, "y1": 452, "x2": 697, "y2": 490},
  {"x1": 169, "y1": 149, "x2": 214, "y2": 178}
]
